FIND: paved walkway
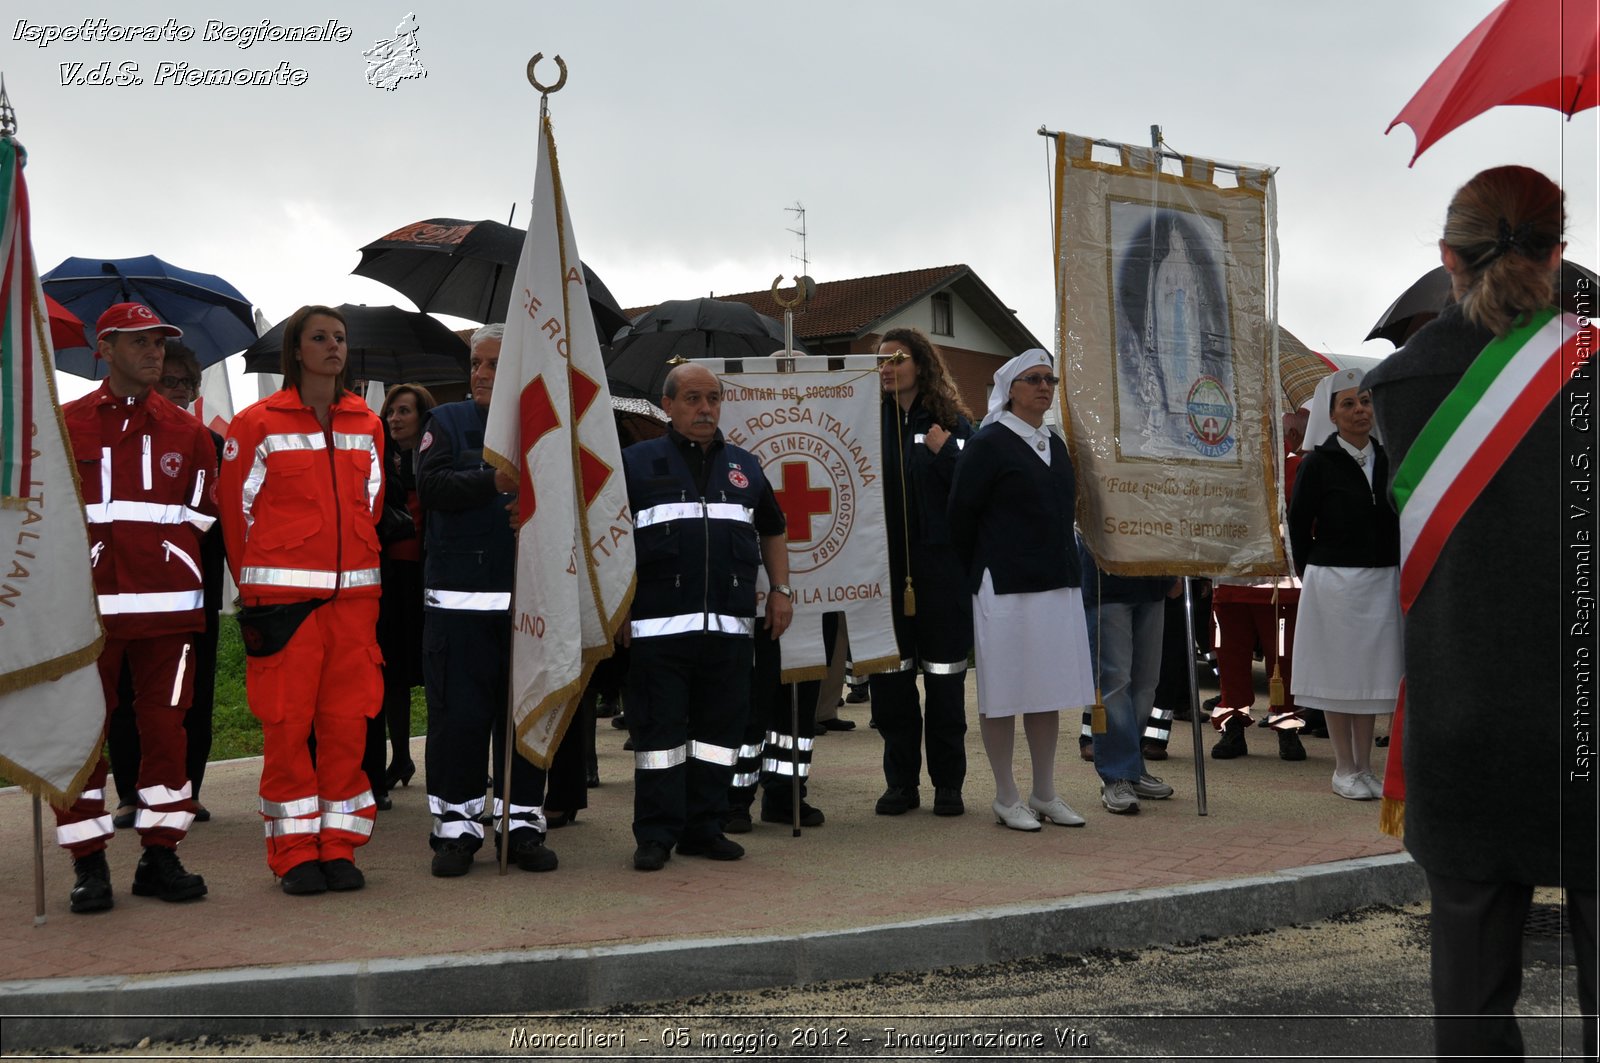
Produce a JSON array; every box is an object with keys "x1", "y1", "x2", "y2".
[{"x1": 0, "y1": 691, "x2": 1414, "y2": 1052}]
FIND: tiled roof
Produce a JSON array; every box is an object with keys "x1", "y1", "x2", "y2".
[{"x1": 625, "y1": 265, "x2": 970, "y2": 342}]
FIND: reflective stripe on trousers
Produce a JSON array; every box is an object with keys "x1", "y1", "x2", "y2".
[{"x1": 242, "y1": 565, "x2": 381, "y2": 591}]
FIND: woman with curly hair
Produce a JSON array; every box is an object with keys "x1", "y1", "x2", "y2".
[{"x1": 869, "y1": 327, "x2": 977, "y2": 818}]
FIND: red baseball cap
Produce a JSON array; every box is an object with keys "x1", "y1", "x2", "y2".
[{"x1": 95, "y1": 302, "x2": 183, "y2": 342}]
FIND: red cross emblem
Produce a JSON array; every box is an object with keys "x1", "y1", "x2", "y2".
[{"x1": 773, "y1": 461, "x2": 832, "y2": 545}]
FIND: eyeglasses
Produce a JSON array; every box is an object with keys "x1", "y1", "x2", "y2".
[
  {"x1": 1015, "y1": 373, "x2": 1059, "y2": 388},
  {"x1": 159, "y1": 375, "x2": 200, "y2": 391}
]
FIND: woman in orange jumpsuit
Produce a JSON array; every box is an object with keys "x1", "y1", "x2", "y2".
[{"x1": 218, "y1": 305, "x2": 385, "y2": 895}]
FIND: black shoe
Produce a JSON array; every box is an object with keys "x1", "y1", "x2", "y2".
[
  {"x1": 845, "y1": 687, "x2": 870, "y2": 704},
  {"x1": 504, "y1": 836, "x2": 558, "y2": 872},
  {"x1": 676, "y1": 835, "x2": 745, "y2": 860},
  {"x1": 875, "y1": 786, "x2": 920, "y2": 815},
  {"x1": 384, "y1": 760, "x2": 415, "y2": 790},
  {"x1": 430, "y1": 839, "x2": 475, "y2": 878},
  {"x1": 1142, "y1": 741, "x2": 1169, "y2": 762},
  {"x1": 932, "y1": 787, "x2": 965, "y2": 816},
  {"x1": 622, "y1": 736, "x2": 635, "y2": 751},
  {"x1": 1202, "y1": 695, "x2": 1223, "y2": 718},
  {"x1": 69, "y1": 851, "x2": 113, "y2": 913},
  {"x1": 280, "y1": 860, "x2": 327, "y2": 895},
  {"x1": 820, "y1": 718, "x2": 856, "y2": 731},
  {"x1": 112, "y1": 805, "x2": 137, "y2": 830},
  {"x1": 633, "y1": 841, "x2": 671, "y2": 871},
  {"x1": 724, "y1": 809, "x2": 753, "y2": 834},
  {"x1": 761, "y1": 800, "x2": 825, "y2": 827},
  {"x1": 610, "y1": 712, "x2": 630, "y2": 730},
  {"x1": 1374, "y1": 734, "x2": 1390, "y2": 748},
  {"x1": 1211, "y1": 718, "x2": 1249, "y2": 760},
  {"x1": 321, "y1": 858, "x2": 365, "y2": 891},
  {"x1": 1278, "y1": 730, "x2": 1308, "y2": 761},
  {"x1": 131, "y1": 846, "x2": 207, "y2": 902},
  {"x1": 373, "y1": 792, "x2": 393, "y2": 812},
  {"x1": 192, "y1": 803, "x2": 211, "y2": 823}
]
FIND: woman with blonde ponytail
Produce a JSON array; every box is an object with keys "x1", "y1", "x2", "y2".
[{"x1": 1366, "y1": 166, "x2": 1595, "y2": 1059}]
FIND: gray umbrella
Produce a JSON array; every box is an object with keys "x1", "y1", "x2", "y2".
[
  {"x1": 1366, "y1": 258, "x2": 1597, "y2": 346},
  {"x1": 242, "y1": 304, "x2": 468, "y2": 385}
]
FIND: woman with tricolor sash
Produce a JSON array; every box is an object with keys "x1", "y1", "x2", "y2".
[{"x1": 1365, "y1": 165, "x2": 1596, "y2": 1060}]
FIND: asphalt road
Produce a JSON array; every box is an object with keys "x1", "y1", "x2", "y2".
[{"x1": 45, "y1": 898, "x2": 1591, "y2": 1061}]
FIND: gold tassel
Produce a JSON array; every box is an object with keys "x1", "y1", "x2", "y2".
[
  {"x1": 1091, "y1": 691, "x2": 1107, "y2": 734},
  {"x1": 902, "y1": 577, "x2": 916, "y2": 617},
  {"x1": 1378, "y1": 796, "x2": 1405, "y2": 839},
  {"x1": 1268, "y1": 674, "x2": 1285, "y2": 711}
]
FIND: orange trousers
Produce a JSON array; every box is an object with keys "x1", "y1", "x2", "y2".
[{"x1": 247, "y1": 597, "x2": 382, "y2": 876}]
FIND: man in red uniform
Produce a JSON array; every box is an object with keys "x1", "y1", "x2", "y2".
[{"x1": 57, "y1": 302, "x2": 216, "y2": 913}]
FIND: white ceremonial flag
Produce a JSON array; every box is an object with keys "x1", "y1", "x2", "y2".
[
  {"x1": 713, "y1": 357, "x2": 899, "y2": 681},
  {"x1": 483, "y1": 113, "x2": 634, "y2": 768},
  {"x1": 0, "y1": 135, "x2": 106, "y2": 803}
]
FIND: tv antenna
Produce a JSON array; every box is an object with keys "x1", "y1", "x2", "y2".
[{"x1": 785, "y1": 202, "x2": 809, "y2": 276}]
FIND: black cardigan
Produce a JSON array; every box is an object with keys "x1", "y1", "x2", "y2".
[
  {"x1": 1287, "y1": 434, "x2": 1400, "y2": 575},
  {"x1": 947, "y1": 421, "x2": 1080, "y2": 595}
]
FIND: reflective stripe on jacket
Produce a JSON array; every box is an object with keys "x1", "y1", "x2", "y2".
[
  {"x1": 217, "y1": 386, "x2": 384, "y2": 605},
  {"x1": 63, "y1": 383, "x2": 218, "y2": 638}
]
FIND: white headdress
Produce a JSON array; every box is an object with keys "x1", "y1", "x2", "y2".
[{"x1": 982, "y1": 348, "x2": 1055, "y2": 427}]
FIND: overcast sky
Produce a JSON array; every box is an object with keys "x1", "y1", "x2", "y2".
[{"x1": 7, "y1": 0, "x2": 1595, "y2": 399}]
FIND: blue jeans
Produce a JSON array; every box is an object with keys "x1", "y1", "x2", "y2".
[{"x1": 1084, "y1": 598, "x2": 1164, "y2": 785}]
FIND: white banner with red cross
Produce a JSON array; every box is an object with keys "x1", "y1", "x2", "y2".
[{"x1": 707, "y1": 356, "x2": 899, "y2": 682}]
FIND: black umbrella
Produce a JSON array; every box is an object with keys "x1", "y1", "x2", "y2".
[
  {"x1": 351, "y1": 217, "x2": 630, "y2": 346},
  {"x1": 604, "y1": 298, "x2": 802, "y2": 400},
  {"x1": 42, "y1": 254, "x2": 257, "y2": 379},
  {"x1": 242, "y1": 304, "x2": 469, "y2": 385},
  {"x1": 1366, "y1": 258, "x2": 1597, "y2": 346}
]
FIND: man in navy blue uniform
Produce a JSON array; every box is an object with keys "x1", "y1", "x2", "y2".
[
  {"x1": 622, "y1": 363, "x2": 793, "y2": 871},
  {"x1": 417, "y1": 324, "x2": 557, "y2": 878}
]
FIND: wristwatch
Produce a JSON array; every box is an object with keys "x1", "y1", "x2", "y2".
[{"x1": 771, "y1": 584, "x2": 794, "y2": 599}]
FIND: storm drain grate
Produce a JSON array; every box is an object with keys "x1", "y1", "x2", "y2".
[{"x1": 1524, "y1": 902, "x2": 1567, "y2": 939}]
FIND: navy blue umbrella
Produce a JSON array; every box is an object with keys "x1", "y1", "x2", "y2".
[{"x1": 41, "y1": 255, "x2": 257, "y2": 379}]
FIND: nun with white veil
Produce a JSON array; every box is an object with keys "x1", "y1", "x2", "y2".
[
  {"x1": 1288, "y1": 367, "x2": 1404, "y2": 801},
  {"x1": 948, "y1": 350, "x2": 1096, "y2": 831}
]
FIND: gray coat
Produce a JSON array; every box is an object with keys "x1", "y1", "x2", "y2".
[{"x1": 1366, "y1": 302, "x2": 1595, "y2": 886}]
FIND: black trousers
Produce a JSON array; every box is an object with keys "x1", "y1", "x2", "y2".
[
  {"x1": 365, "y1": 558, "x2": 424, "y2": 794},
  {"x1": 627, "y1": 634, "x2": 751, "y2": 847},
  {"x1": 730, "y1": 617, "x2": 834, "y2": 813},
  {"x1": 422, "y1": 609, "x2": 546, "y2": 851},
  {"x1": 870, "y1": 546, "x2": 969, "y2": 792},
  {"x1": 1427, "y1": 870, "x2": 1597, "y2": 1061}
]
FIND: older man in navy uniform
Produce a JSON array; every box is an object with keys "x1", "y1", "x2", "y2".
[
  {"x1": 623, "y1": 363, "x2": 792, "y2": 871},
  {"x1": 418, "y1": 323, "x2": 557, "y2": 877}
]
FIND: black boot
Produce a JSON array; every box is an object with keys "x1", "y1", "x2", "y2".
[
  {"x1": 1278, "y1": 729, "x2": 1307, "y2": 761},
  {"x1": 1211, "y1": 718, "x2": 1249, "y2": 760},
  {"x1": 69, "y1": 850, "x2": 114, "y2": 913},
  {"x1": 131, "y1": 846, "x2": 207, "y2": 902}
]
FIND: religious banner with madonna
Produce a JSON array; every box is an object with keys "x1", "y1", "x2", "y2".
[
  {"x1": 1052, "y1": 131, "x2": 1287, "y2": 577},
  {"x1": 703, "y1": 356, "x2": 900, "y2": 682}
]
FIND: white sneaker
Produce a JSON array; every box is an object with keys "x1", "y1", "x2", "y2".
[
  {"x1": 1358, "y1": 770, "x2": 1385, "y2": 800},
  {"x1": 1028, "y1": 794, "x2": 1087, "y2": 827},
  {"x1": 1099, "y1": 780, "x2": 1140, "y2": 815},
  {"x1": 1132, "y1": 773, "x2": 1174, "y2": 800},
  {"x1": 992, "y1": 799, "x2": 1042, "y2": 831},
  {"x1": 1332, "y1": 772, "x2": 1373, "y2": 801}
]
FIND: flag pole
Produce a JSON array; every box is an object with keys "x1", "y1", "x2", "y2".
[
  {"x1": 495, "y1": 51, "x2": 572, "y2": 874},
  {"x1": 772, "y1": 275, "x2": 813, "y2": 836},
  {"x1": 32, "y1": 795, "x2": 47, "y2": 924}
]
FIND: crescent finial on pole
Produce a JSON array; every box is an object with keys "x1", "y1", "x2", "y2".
[
  {"x1": 770, "y1": 274, "x2": 814, "y2": 310},
  {"x1": 527, "y1": 53, "x2": 567, "y2": 115}
]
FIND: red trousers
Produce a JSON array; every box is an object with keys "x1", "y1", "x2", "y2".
[
  {"x1": 247, "y1": 597, "x2": 382, "y2": 875},
  {"x1": 1213, "y1": 599, "x2": 1297, "y2": 722},
  {"x1": 55, "y1": 633, "x2": 196, "y2": 858}
]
